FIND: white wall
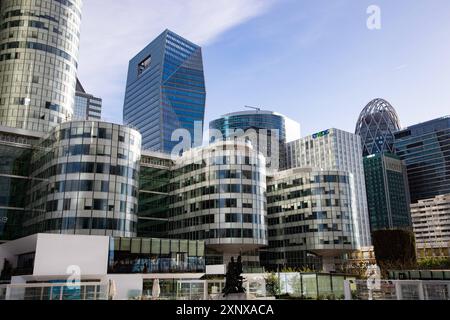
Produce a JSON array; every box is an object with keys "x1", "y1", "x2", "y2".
[
  {"x1": 33, "y1": 234, "x2": 109, "y2": 277},
  {"x1": 0, "y1": 234, "x2": 38, "y2": 271}
]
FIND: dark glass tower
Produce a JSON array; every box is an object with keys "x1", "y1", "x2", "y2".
[
  {"x1": 394, "y1": 116, "x2": 450, "y2": 203},
  {"x1": 123, "y1": 30, "x2": 206, "y2": 153},
  {"x1": 356, "y1": 99, "x2": 401, "y2": 157},
  {"x1": 363, "y1": 153, "x2": 411, "y2": 232}
]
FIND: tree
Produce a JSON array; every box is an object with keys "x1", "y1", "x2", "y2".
[{"x1": 372, "y1": 229, "x2": 417, "y2": 275}]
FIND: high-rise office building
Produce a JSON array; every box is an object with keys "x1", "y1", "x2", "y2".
[
  {"x1": 363, "y1": 153, "x2": 411, "y2": 232},
  {"x1": 74, "y1": 79, "x2": 102, "y2": 120},
  {"x1": 394, "y1": 116, "x2": 450, "y2": 203},
  {"x1": 123, "y1": 30, "x2": 206, "y2": 154},
  {"x1": 287, "y1": 128, "x2": 371, "y2": 247},
  {"x1": 411, "y1": 194, "x2": 450, "y2": 259},
  {"x1": 209, "y1": 110, "x2": 301, "y2": 171},
  {"x1": 355, "y1": 99, "x2": 401, "y2": 157},
  {"x1": 0, "y1": 0, "x2": 83, "y2": 133}
]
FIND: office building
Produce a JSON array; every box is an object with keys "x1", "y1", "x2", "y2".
[
  {"x1": 355, "y1": 98, "x2": 401, "y2": 157},
  {"x1": 209, "y1": 110, "x2": 301, "y2": 171},
  {"x1": 287, "y1": 128, "x2": 371, "y2": 247},
  {"x1": 123, "y1": 30, "x2": 206, "y2": 153},
  {"x1": 74, "y1": 79, "x2": 102, "y2": 120},
  {"x1": 394, "y1": 116, "x2": 450, "y2": 203},
  {"x1": 0, "y1": 0, "x2": 83, "y2": 133},
  {"x1": 363, "y1": 153, "x2": 411, "y2": 232},
  {"x1": 263, "y1": 168, "x2": 358, "y2": 272},
  {"x1": 411, "y1": 194, "x2": 450, "y2": 259},
  {"x1": 168, "y1": 141, "x2": 268, "y2": 269},
  {"x1": 23, "y1": 120, "x2": 142, "y2": 238}
]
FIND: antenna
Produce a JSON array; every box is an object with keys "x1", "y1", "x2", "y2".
[{"x1": 245, "y1": 105, "x2": 261, "y2": 112}]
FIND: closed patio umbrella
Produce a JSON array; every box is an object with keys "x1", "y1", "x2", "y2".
[
  {"x1": 108, "y1": 279, "x2": 117, "y2": 300},
  {"x1": 152, "y1": 279, "x2": 161, "y2": 300}
]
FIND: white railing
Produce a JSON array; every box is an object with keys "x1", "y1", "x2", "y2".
[
  {"x1": 0, "y1": 282, "x2": 107, "y2": 301},
  {"x1": 344, "y1": 280, "x2": 450, "y2": 300}
]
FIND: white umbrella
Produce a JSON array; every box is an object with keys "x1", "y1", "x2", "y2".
[
  {"x1": 152, "y1": 279, "x2": 161, "y2": 300},
  {"x1": 108, "y1": 279, "x2": 117, "y2": 300}
]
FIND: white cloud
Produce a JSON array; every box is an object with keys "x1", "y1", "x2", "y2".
[{"x1": 76, "y1": 0, "x2": 275, "y2": 123}]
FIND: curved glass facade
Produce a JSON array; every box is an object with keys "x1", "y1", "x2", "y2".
[
  {"x1": 209, "y1": 111, "x2": 293, "y2": 170},
  {"x1": 355, "y1": 98, "x2": 401, "y2": 157},
  {"x1": 168, "y1": 141, "x2": 268, "y2": 256},
  {"x1": 0, "y1": 0, "x2": 82, "y2": 133},
  {"x1": 23, "y1": 121, "x2": 141, "y2": 237},
  {"x1": 264, "y1": 168, "x2": 358, "y2": 271}
]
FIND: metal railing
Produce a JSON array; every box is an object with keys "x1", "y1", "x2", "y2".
[{"x1": 0, "y1": 282, "x2": 107, "y2": 301}]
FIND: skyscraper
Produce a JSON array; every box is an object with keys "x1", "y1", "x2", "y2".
[
  {"x1": 394, "y1": 116, "x2": 450, "y2": 203},
  {"x1": 355, "y1": 99, "x2": 401, "y2": 157},
  {"x1": 363, "y1": 153, "x2": 411, "y2": 232},
  {"x1": 287, "y1": 128, "x2": 371, "y2": 247},
  {"x1": 123, "y1": 30, "x2": 206, "y2": 154},
  {"x1": 74, "y1": 79, "x2": 102, "y2": 120},
  {"x1": 0, "y1": 0, "x2": 83, "y2": 133},
  {"x1": 210, "y1": 110, "x2": 301, "y2": 171}
]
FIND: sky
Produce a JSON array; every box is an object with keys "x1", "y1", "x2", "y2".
[{"x1": 77, "y1": 0, "x2": 450, "y2": 137}]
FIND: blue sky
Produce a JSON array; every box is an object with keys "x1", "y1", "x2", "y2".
[{"x1": 77, "y1": 0, "x2": 450, "y2": 136}]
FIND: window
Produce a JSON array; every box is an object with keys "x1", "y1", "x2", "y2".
[
  {"x1": 138, "y1": 55, "x2": 151, "y2": 76},
  {"x1": 63, "y1": 199, "x2": 71, "y2": 210}
]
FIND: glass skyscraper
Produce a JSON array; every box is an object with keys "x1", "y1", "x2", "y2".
[
  {"x1": 394, "y1": 116, "x2": 450, "y2": 203},
  {"x1": 0, "y1": 0, "x2": 83, "y2": 133},
  {"x1": 363, "y1": 153, "x2": 411, "y2": 232},
  {"x1": 355, "y1": 98, "x2": 401, "y2": 157},
  {"x1": 209, "y1": 110, "x2": 300, "y2": 170},
  {"x1": 123, "y1": 30, "x2": 206, "y2": 154}
]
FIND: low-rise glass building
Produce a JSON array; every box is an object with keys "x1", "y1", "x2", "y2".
[
  {"x1": 168, "y1": 141, "x2": 268, "y2": 268},
  {"x1": 263, "y1": 168, "x2": 358, "y2": 271},
  {"x1": 23, "y1": 121, "x2": 142, "y2": 237}
]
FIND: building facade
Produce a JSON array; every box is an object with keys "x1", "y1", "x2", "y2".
[
  {"x1": 74, "y1": 79, "x2": 102, "y2": 120},
  {"x1": 138, "y1": 151, "x2": 172, "y2": 239},
  {"x1": 123, "y1": 29, "x2": 206, "y2": 153},
  {"x1": 0, "y1": 0, "x2": 83, "y2": 133},
  {"x1": 263, "y1": 168, "x2": 358, "y2": 272},
  {"x1": 167, "y1": 141, "x2": 268, "y2": 268},
  {"x1": 209, "y1": 110, "x2": 301, "y2": 171},
  {"x1": 286, "y1": 129, "x2": 371, "y2": 247},
  {"x1": 394, "y1": 116, "x2": 450, "y2": 204},
  {"x1": 355, "y1": 98, "x2": 401, "y2": 157},
  {"x1": 411, "y1": 194, "x2": 450, "y2": 259},
  {"x1": 363, "y1": 153, "x2": 411, "y2": 232},
  {"x1": 22, "y1": 121, "x2": 141, "y2": 238},
  {"x1": 0, "y1": 125, "x2": 42, "y2": 242}
]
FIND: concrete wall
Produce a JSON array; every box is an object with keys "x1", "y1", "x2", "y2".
[{"x1": 33, "y1": 234, "x2": 110, "y2": 277}]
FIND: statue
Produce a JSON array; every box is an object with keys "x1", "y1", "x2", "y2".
[{"x1": 222, "y1": 255, "x2": 246, "y2": 297}]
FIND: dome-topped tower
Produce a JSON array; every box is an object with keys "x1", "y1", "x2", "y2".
[{"x1": 355, "y1": 98, "x2": 401, "y2": 156}]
